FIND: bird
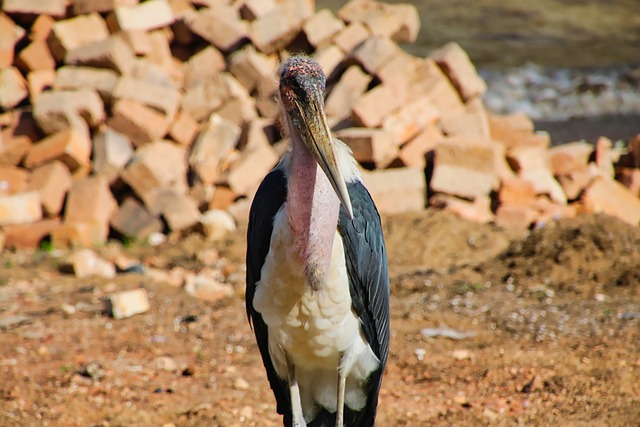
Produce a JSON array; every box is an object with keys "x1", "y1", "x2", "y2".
[{"x1": 245, "y1": 55, "x2": 390, "y2": 427}]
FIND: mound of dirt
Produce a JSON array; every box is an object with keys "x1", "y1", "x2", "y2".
[
  {"x1": 481, "y1": 214, "x2": 640, "y2": 295},
  {"x1": 383, "y1": 210, "x2": 525, "y2": 275}
]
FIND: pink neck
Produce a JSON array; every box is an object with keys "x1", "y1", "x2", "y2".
[{"x1": 287, "y1": 133, "x2": 340, "y2": 291}]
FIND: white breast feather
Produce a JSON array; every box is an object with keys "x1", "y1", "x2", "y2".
[{"x1": 253, "y1": 206, "x2": 380, "y2": 419}]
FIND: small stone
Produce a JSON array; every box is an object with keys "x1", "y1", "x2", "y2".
[
  {"x1": 185, "y1": 271, "x2": 233, "y2": 303},
  {"x1": 452, "y1": 349, "x2": 471, "y2": 360},
  {"x1": 67, "y1": 249, "x2": 116, "y2": 279},
  {"x1": 234, "y1": 377, "x2": 250, "y2": 390},
  {"x1": 147, "y1": 232, "x2": 166, "y2": 247},
  {"x1": 82, "y1": 361, "x2": 106, "y2": 380},
  {"x1": 199, "y1": 209, "x2": 236, "y2": 242},
  {"x1": 107, "y1": 288, "x2": 150, "y2": 319},
  {"x1": 155, "y1": 356, "x2": 178, "y2": 372}
]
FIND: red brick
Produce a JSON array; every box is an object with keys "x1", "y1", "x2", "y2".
[
  {"x1": 519, "y1": 168, "x2": 567, "y2": 205},
  {"x1": 595, "y1": 136, "x2": 614, "y2": 178},
  {"x1": 240, "y1": 0, "x2": 277, "y2": 21},
  {"x1": 440, "y1": 97, "x2": 490, "y2": 139},
  {"x1": 29, "y1": 14, "x2": 55, "y2": 42},
  {"x1": 0, "y1": 13, "x2": 24, "y2": 68},
  {"x1": 112, "y1": 76, "x2": 180, "y2": 120},
  {"x1": 121, "y1": 29, "x2": 153, "y2": 55},
  {"x1": 582, "y1": 175, "x2": 640, "y2": 226},
  {"x1": 208, "y1": 185, "x2": 237, "y2": 211},
  {"x1": 353, "y1": 36, "x2": 402, "y2": 74},
  {"x1": 54, "y1": 66, "x2": 118, "y2": 100},
  {"x1": 29, "y1": 160, "x2": 72, "y2": 216},
  {"x1": 52, "y1": 221, "x2": 109, "y2": 247},
  {"x1": 249, "y1": 0, "x2": 313, "y2": 54},
  {"x1": 0, "y1": 165, "x2": 29, "y2": 195},
  {"x1": 352, "y1": 83, "x2": 407, "y2": 128},
  {"x1": 325, "y1": 65, "x2": 371, "y2": 121},
  {"x1": 615, "y1": 168, "x2": 640, "y2": 196},
  {"x1": 184, "y1": 6, "x2": 248, "y2": 52},
  {"x1": 430, "y1": 42, "x2": 487, "y2": 101},
  {"x1": 92, "y1": 128, "x2": 134, "y2": 183},
  {"x1": 495, "y1": 204, "x2": 538, "y2": 230},
  {"x1": 226, "y1": 198, "x2": 252, "y2": 223},
  {"x1": 189, "y1": 114, "x2": 241, "y2": 184},
  {"x1": 487, "y1": 112, "x2": 547, "y2": 150},
  {"x1": 131, "y1": 56, "x2": 179, "y2": 88},
  {"x1": 337, "y1": 0, "x2": 375, "y2": 23},
  {"x1": 335, "y1": 127, "x2": 397, "y2": 167},
  {"x1": 303, "y1": 9, "x2": 344, "y2": 49},
  {"x1": 184, "y1": 45, "x2": 226, "y2": 90},
  {"x1": 65, "y1": 176, "x2": 117, "y2": 226},
  {"x1": 0, "y1": 191, "x2": 42, "y2": 226},
  {"x1": 313, "y1": 44, "x2": 345, "y2": 79},
  {"x1": 145, "y1": 31, "x2": 183, "y2": 82},
  {"x1": 229, "y1": 45, "x2": 277, "y2": 92},
  {"x1": 110, "y1": 197, "x2": 163, "y2": 239},
  {"x1": 47, "y1": 13, "x2": 110, "y2": 62},
  {"x1": 255, "y1": 75, "x2": 280, "y2": 119},
  {"x1": 361, "y1": 167, "x2": 426, "y2": 214},
  {"x1": 72, "y1": 0, "x2": 139, "y2": 14},
  {"x1": 26, "y1": 69, "x2": 56, "y2": 101},
  {"x1": 107, "y1": 99, "x2": 171, "y2": 146},
  {"x1": 498, "y1": 176, "x2": 537, "y2": 207},
  {"x1": 376, "y1": 51, "x2": 419, "y2": 85},
  {"x1": 507, "y1": 145, "x2": 550, "y2": 172},
  {"x1": 121, "y1": 140, "x2": 188, "y2": 205},
  {"x1": 0, "y1": 67, "x2": 28, "y2": 110},
  {"x1": 533, "y1": 196, "x2": 578, "y2": 225},
  {"x1": 2, "y1": 0, "x2": 66, "y2": 17},
  {"x1": 397, "y1": 125, "x2": 444, "y2": 169},
  {"x1": 412, "y1": 59, "x2": 465, "y2": 121},
  {"x1": 181, "y1": 72, "x2": 236, "y2": 121},
  {"x1": 146, "y1": 189, "x2": 200, "y2": 232},
  {"x1": 431, "y1": 139, "x2": 504, "y2": 200},
  {"x1": 332, "y1": 22, "x2": 369, "y2": 53},
  {"x1": 225, "y1": 139, "x2": 279, "y2": 196},
  {"x1": 549, "y1": 142, "x2": 593, "y2": 173},
  {"x1": 65, "y1": 35, "x2": 135, "y2": 75},
  {"x1": 216, "y1": 91, "x2": 257, "y2": 127},
  {"x1": 386, "y1": 3, "x2": 420, "y2": 44},
  {"x1": 0, "y1": 111, "x2": 39, "y2": 165},
  {"x1": 382, "y1": 94, "x2": 439, "y2": 146},
  {"x1": 430, "y1": 194, "x2": 494, "y2": 224},
  {"x1": 25, "y1": 127, "x2": 92, "y2": 171},
  {"x1": 3, "y1": 218, "x2": 61, "y2": 249},
  {"x1": 107, "y1": 0, "x2": 175, "y2": 32},
  {"x1": 16, "y1": 40, "x2": 55, "y2": 72},
  {"x1": 168, "y1": 111, "x2": 199, "y2": 147},
  {"x1": 33, "y1": 89, "x2": 105, "y2": 135}
]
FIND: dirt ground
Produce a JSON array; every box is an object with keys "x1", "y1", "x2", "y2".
[{"x1": 1, "y1": 209, "x2": 639, "y2": 426}]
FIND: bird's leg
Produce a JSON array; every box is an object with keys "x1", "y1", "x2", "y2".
[
  {"x1": 335, "y1": 373, "x2": 346, "y2": 427},
  {"x1": 287, "y1": 355, "x2": 306, "y2": 427},
  {"x1": 336, "y1": 354, "x2": 347, "y2": 427}
]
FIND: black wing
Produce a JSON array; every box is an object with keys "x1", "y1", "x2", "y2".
[
  {"x1": 337, "y1": 180, "x2": 390, "y2": 427},
  {"x1": 245, "y1": 167, "x2": 293, "y2": 424}
]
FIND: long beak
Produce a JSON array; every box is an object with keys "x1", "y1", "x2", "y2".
[{"x1": 291, "y1": 88, "x2": 354, "y2": 219}]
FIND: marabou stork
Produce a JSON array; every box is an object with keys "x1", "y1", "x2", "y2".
[{"x1": 246, "y1": 56, "x2": 390, "y2": 427}]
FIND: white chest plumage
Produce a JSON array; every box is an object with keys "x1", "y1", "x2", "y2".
[{"x1": 253, "y1": 206, "x2": 380, "y2": 418}]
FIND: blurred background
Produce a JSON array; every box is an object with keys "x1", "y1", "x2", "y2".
[{"x1": 320, "y1": 0, "x2": 640, "y2": 143}]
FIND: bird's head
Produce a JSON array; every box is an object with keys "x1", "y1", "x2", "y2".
[{"x1": 280, "y1": 56, "x2": 354, "y2": 219}]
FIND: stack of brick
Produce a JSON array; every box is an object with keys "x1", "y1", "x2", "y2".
[{"x1": 0, "y1": 0, "x2": 639, "y2": 251}]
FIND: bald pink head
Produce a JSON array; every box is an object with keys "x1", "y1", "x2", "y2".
[{"x1": 279, "y1": 56, "x2": 326, "y2": 114}]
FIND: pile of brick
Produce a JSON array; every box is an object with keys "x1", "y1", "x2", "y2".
[{"x1": 1, "y1": 0, "x2": 639, "y2": 250}]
